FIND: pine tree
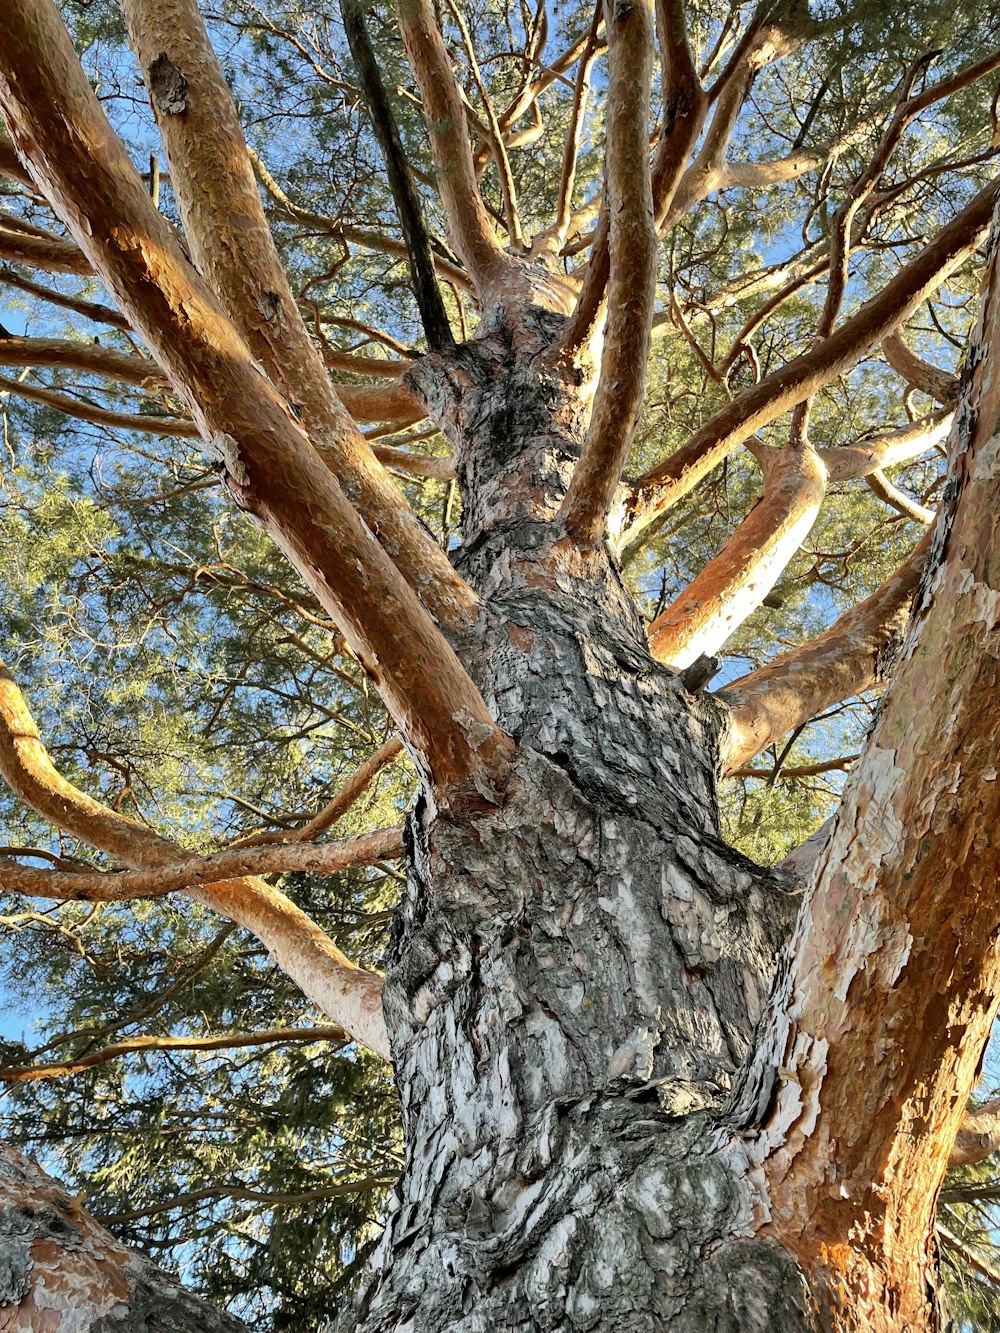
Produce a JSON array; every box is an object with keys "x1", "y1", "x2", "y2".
[{"x1": 2, "y1": 0, "x2": 1000, "y2": 1327}]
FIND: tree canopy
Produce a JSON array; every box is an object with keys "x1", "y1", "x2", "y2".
[{"x1": 2, "y1": 0, "x2": 1000, "y2": 1326}]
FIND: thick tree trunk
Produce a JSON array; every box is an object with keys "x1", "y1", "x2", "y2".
[
  {"x1": 0, "y1": 1147, "x2": 246, "y2": 1330},
  {"x1": 344, "y1": 313, "x2": 818, "y2": 1331}
]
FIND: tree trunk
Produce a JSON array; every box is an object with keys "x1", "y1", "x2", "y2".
[
  {"x1": 0, "y1": 1147, "x2": 247, "y2": 1330},
  {"x1": 344, "y1": 310, "x2": 819, "y2": 1331}
]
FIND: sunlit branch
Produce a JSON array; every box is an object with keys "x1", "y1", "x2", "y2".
[
  {"x1": 393, "y1": 0, "x2": 509, "y2": 293},
  {"x1": 622, "y1": 177, "x2": 999, "y2": 553},
  {"x1": 648, "y1": 441, "x2": 827, "y2": 669},
  {"x1": 0, "y1": 333, "x2": 161, "y2": 384},
  {"x1": 122, "y1": 0, "x2": 478, "y2": 633},
  {"x1": 947, "y1": 1098, "x2": 1000, "y2": 1168},
  {"x1": 559, "y1": 0, "x2": 657, "y2": 547},
  {"x1": 865, "y1": 468, "x2": 935, "y2": 524},
  {"x1": 0, "y1": 1024, "x2": 351, "y2": 1082},
  {"x1": 2, "y1": 0, "x2": 510, "y2": 803},
  {"x1": 819, "y1": 410, "x2": 953, "y2": 481},
  {"x1": 882, "y1": 329, "x2": 960, "y2": 404},
  {"x1": 650, "y1": 0, "x2": 706, "y2": 229},
  {"x1": 747, "y1": 223, "x2": 1000, "y2": 1265},
  {"x1": 0, "y1": 655, "x2": 392, "y2": 1058},
  {"x1": 0, "y1": 827, "x2": 404, "y2": 901},
  {"x1": 0, "y1": 219, "x2": 90, "y2": 273}
]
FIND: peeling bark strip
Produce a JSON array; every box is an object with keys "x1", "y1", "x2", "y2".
[
  {"x1": 742, "y1": 203, "x2": 1000, "y2": 1328},
  {"x1": 0, "y1": 1146, "x2": 247, "y2": 1329},
  {"x1": 0, "y1": 0, "x2": 510, "y2": 806}
]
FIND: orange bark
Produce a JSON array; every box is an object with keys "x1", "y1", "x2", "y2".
[
  {"x1": 752, "y1": 204, "x2": 1000, "y2": 1329},
  {"x1": 648, "y1": 441, "x2": 826, "y2": 668},
  {"x1": 718, "y1": 534, "x2": 931, "y2": 772},
  {"x1": 560, "y1": 0, "x2": 657, "y2": 546},
  {"x1": 622, "y1": 178, "x2": 999, "y2": 553}
]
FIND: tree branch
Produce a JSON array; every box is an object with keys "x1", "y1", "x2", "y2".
[
  {"x1": 948, "y1": 1098, "x2": 1000, "y2": 1168},
  {"x1": 0, "y1": 654, "x2": 390, "y2": 1058},
  {"x1": 392, "y1": 0, "x2": 509, "y2": 293},
  {"x1": 648, "y1": 440, "x2": 827, "y2": 668},
  {"x1": 340, "y1": 0, "x2": 455, "y2": 350},
  {"x1": 1, "y1": 0, "x2": 511, "y2": 805},
  {"x1": 0, "y1": 266, "x2": 131, "y2": 330},
  {"x1": 621, "y1": 176, "x2": 1000, "y2": 552},
  {"x1": 0, "y1": 827, "x2": 403, "y2": 902},
  {"x1": 744, "y1": 209, "x2": 1000, "y2": 1281},
  {"x1": 122, "y1": 0, "x2": 478, "y2": 634},
  {"x1": 0, "y1": 1147, "x2": 247, "y2": 1329},
  {"x1": 717, "y1": 532, "x2": 932, "y2": 773},
  {"x1": 98, "y1": 1177, "x2": 394, "y2": 1226},
  {"x1": 0, "y1": 1024, "x2": 351, "y2": 1082},
  {"x1": 0, "y1": 370, "x2": 197, "y2": 436},
  {"x1": 559, "y1": 0, "x2": 657, "y2": 547},
  {"x1": 882, "y1": 329, "x2": 961, "y2": 405},
  {"x1": 819, "y1": 410, "x2": 953, "y2": 481},
  {"x1": 0, "y1": 333, "x2": 161, "y2": 384}
]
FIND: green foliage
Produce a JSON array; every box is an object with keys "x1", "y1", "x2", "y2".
[{"x1": 2, "y1": 0, "x2": 1000, "y2": 1323}]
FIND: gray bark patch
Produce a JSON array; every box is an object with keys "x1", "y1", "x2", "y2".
[
  {"x1": 0, "y1": 1239, "x2": 31, "y2": 1306},
  {"x1": 149, "y1": 55, "x2": 188, "y2": 115}
]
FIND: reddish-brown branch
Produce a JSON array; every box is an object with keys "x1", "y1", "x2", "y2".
[
  {"x1": 0, "y1": 267, "x2": 131, "y2": 330},
  {"x1": 0, "y1": 0, "x2": 512, "y2": 805},
  {"x1": 650, "y1": 0, "x2": 705, "y2": 229},
  {"x1": 622, "y1": 177, "x2": 999, "y2": 553},
  {"x1": 865, "y1": 467, "x2": 934, "y2": 524},
  {"x1": 0, "y1": 333, "x2": 161, "y2": 384},
  {"x1": 0, "y1": 1147, "x2": 247, "y2": 1328},
  {"x1": 648, "y1": 442, "x2": 827, "y2": 668},
  {"x1": 0, "y1": 219, "x2": 90, "y2": 272},
  {"x1": 0, "y1": 826, "x2": 404, "y2": 901},
  {"x1": 393, "y1": 0, "x2": 509, "y2": 294},
  {"x1": 0, "y1": 370, "x2": 197, "y2": 436},
  {"x1": 948, "y1": 1098, "x2": 1000, "y2": 1168},
  {"x1": 0, "y1": 655, "x2": 391, "y2": 1058},
  {"x1": 718, "y1": 533, "x2": 932, "y2": 773},
  {"x1": 0, "y1": 1024, "x2": 351, "y2": 1082},
  {"x1": 559, "y1": 0, "x2": 657, "y2": 547},
  {"x1": 819, "y1": 410, "x2": 952, "y2": 481},
  {"x1": 122, "y1": 0, "x2": 478, "y2": 633},
  {"x1": 882, "y1": 329, "x2": 961, "y2": 404}
]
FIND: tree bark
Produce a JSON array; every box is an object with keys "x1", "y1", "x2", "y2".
[
  {"x1": 343, "y1": 322, "x2": 811, "y2": 1332},
  {"x1": 0, "y1": 1147, "x2": 247, "y2": 1330}
]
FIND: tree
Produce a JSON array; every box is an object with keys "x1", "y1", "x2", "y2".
[{"x1": 0, "y1": 0, "x2": 1000, "y2": 1326}]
